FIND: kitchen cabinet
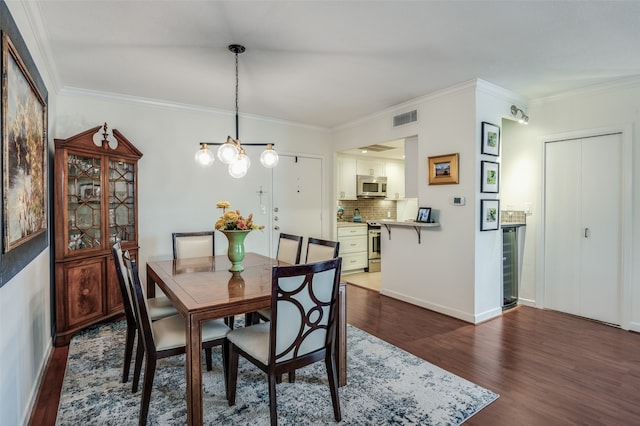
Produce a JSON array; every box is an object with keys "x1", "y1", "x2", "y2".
[
  {"x1": 356, "y1": 159, "x2": 386, "y2": 177},
  {"x1": 337, "y1": 156, "x2": 357, "y2": 200},
  {"x1": 337, "y1": 224, "x2": 368, "y2": 272},
  {"x1": 53, "y1": 124, "x2": 142, "y2": 346},
  {"x1": 385, "y1": 159, "x2": 405, "y2": 199}
]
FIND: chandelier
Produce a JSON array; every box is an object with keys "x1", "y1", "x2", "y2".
[{"x1": 195, "y1": 44, "x2": 279, "y2": 178}]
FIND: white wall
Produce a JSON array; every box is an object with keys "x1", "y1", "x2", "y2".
[
  {"x1": 1, "y1": 2, "x2": 56, "y2": 425},
  {"x1": 55, "y1": 93, "x2": 334, "y2": 282},
  {"x1": 501, "y1": 77, "x2": 640, "y2": 331}
]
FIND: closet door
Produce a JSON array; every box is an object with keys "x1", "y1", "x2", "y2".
[{"x1": 544, "y1": 134, "x2": 621, "y2": 325}]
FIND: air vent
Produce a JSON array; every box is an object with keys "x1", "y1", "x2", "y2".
[{"x1": 392, "y1": 110, "x2": 417, "y2": 127}]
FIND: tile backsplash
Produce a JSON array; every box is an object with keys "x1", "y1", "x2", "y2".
[{"x1": 337, "y1": 199, "x2": 397, "y2": 222}]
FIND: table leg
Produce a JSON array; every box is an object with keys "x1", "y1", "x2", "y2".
[
  {"x1": 145, "y1": 264, "x2": 157, "y2": 298},
  {"x1": 337, "y1": 281, "x2": 347, "y2": 387},
  {"x1": 186, "y1": 314, "x2": 203, "y2": 425}
]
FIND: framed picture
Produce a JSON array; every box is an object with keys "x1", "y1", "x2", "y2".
[
  {"x1": 2, "y1": 33, "x2": 47, "y2": 253},
  {"x1": 416, "y1": 207, "x2": 431, "y2": 223},
  {"x1": 481, "y1": 122, "x2": 500, "y2": 156},
  {"x1": 480, "y1": 199, "x2": 500, "y2": 231},
  {"x1": 481, "y1": 161, "x2": 500, "y2": 193},
  {"x1": 428, "y1": 153, "x2": 459, "y2": 185}
]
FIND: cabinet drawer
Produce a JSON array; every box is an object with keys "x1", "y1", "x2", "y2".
[
  {"x1": 341, "y1": 252, "x2": 368, "y2": 271},
  {"x1": 338, "y1": 225, "x2": 367, "y2": 237},
  {"x1": 338, "y1": 235, "x2": 367, "y2": 254}
]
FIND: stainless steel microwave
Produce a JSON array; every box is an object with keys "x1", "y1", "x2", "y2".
[{"x1": 357, "y1": 175, "x2": 387, "y2": 198}]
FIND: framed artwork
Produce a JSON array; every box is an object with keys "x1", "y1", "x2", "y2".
[
  {"x1": 416, "y1": 207, "x2": 431, "y2": 223},
  {"x1": 480, "y1": 199, "x2": 500, "y2": 231},
  {"x1": 428, "y1": 153, "x2": 459, "y2": 185},
  {"x1": 481, "y1": 122, "x2": 500, "y2": 156},
  {"x1": 2, "y1": 32, "x2": 47, "y2": 253},
  {"x1": 481, "y1": 160, "x2": 500, "y2": 193}
]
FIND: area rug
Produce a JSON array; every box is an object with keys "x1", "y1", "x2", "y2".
[{"x1": 56, "y1": 321, "x2": 498, "y2": 425}]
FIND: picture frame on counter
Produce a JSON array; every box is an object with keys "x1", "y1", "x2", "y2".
[
  {"x1": 480, "y1": 199, "x2": 500, "y2": 231},
  {"x1": 427, "y1": 153, "x2": 459, "y2": 185},
  {"x1": 416, "y1": 207, "x2": 432, "y2": 223},
  {"x1": 480, "y1": 160, "x2": 500, "y2": 193},
  {"x1": 481, "y1": 122, "x2": 500, "y2": 156}
]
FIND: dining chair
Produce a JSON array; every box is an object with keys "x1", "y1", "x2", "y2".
[
  {"x1": 172, "y1": 230, "x2": 215, "y2": 259},
  {"x1": 227, "y1": 257, "x2": 343, "y2": 426},
  {"x1": 111, "y1": 242, "x2": 178, "y2": 385},
  {"x1": 246, "y1": 233, "x2": 304, "y2": 325},
  {"x1": 122, "y1": 251, "x2": 231, "y2": 426},
  {"x1": 305, "y1": 237, "x2": 340, "y2": 263}
]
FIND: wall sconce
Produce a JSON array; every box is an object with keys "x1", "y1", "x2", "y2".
[
  {"x1": 510, "y1": 105, "x2": 529, "y2": 124},
  {"x1": 194, "y1": 44, "x2": 279, "y2": 178}
]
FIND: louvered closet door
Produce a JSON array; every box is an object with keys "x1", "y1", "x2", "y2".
[{"x1": 544, "y1": 133, "x2": 621, "y2": 325}]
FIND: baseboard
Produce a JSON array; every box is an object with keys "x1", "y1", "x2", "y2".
[
  {"x1": 517, "y1": 297, "x2": 537, "y2": 307},
  {"x1": 23, "y1": 340, "x2": 53, "y2": 426},
  {"x1": 628, "y1": 321, "x2": 640, "y2": 333}
]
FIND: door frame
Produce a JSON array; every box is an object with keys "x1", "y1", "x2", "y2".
[{"x1": 538, "y1": 125, "x2": 632, "y2": 329}]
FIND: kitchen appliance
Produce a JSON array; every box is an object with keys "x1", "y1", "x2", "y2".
[
  {"x1": 357, "y1": 175, "x2": 387, "y2": 198},
  {"x1": 367, "y1": 223, "x2": 381, "y2": 272},
  {"x1": 502, "y1": 224, "x2": 526, "y2": 310}
]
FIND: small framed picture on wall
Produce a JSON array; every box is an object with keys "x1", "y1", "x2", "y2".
[
  {"x1": 481, "y1": 122, "x2": 500, "y2": 156},
  {"x1": 480, "y1": 199, "x2": 500, "y2": 231},
  {"x1": 481, "y1": 161, "x2": 499, "y2": 193}
]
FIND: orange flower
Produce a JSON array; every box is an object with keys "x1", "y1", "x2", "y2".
[{"x1": 214, "y1": 202, "x2": 263, "y2": 231}]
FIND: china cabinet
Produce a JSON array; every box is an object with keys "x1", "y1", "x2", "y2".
[{"x1": 53, "y1": 124, "x2": 142, "y2": 346}]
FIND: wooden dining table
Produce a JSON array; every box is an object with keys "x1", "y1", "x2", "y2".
[{"x1": 146, "y1": 253, "x2": 347, "y2": 426}]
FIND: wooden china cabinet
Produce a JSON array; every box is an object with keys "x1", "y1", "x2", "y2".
[{"x1": 53, "y1": 124, "x2": 142, "y2": 346}]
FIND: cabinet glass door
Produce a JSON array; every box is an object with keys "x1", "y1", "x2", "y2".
[
  {"x1": 67, "y1": 154, "x2": 102, "y2": 251},
  {"x1": 109, "y1": 160, "x2": 135, "y2": 243}
]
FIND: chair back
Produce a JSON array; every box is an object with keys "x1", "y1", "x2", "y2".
[
  {"x1": 305, "y1": 237, "x2": 340, "y2": 263},
  {"x1": 122, "y1": 251, "x2": 156, "y2": 355},
  {"x1": 277, "y1": 233, "x2": 303, "y2": 264},
  {"x1": 172, "y1": 231, "x2": 215, "y2": 259},
  {"x1": 111, "y1": 242, "x2": 136, "y2": 326},
  {"x1": 269, "y1": 257, "x2": 342, "y2": 365}
]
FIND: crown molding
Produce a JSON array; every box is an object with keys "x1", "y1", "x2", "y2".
[{"x1": 531, "y1": 75, "x2": 640, "y2": 106}]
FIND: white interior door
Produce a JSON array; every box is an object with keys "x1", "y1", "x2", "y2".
[
  {"x1": 544, "y1": 133, "x2": 621, "y2": 325},
  {"x1": 271, "y1": 154, "x2": 323, "y2": 259}
]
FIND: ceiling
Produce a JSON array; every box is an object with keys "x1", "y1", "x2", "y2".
[{"x1": 27, "y1": 1, "x2": 640, "y2": 129}]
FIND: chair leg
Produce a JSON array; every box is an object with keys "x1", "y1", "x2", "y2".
[
  {"x1": 325, "y1": 353, "x2": 342, "y2": 422},
  {"x1": 122, "y1": 321, "x2": 136, "y2": 383},
  {"x1": 222, "y1": 340, "x2": 230, "y2": 397},
  {"x1": 132, "y1": 337, "x2": 144, "y2": 393},
  {"x1": 205, "y1": 347, "x2": 213, "y2": 371},
  {"x1": 288, "y1": 370, "x2": 296, "y2": 383},
  {"x1": 268, "y1": 372, "x2": 278, "y2": 426},
  {"x1": 138, "y1": 356, "x2": 156, "y2": 426},
  {"x1": 227, "y1": 344, "x2": 239, "y2": 405},
  {"x1": 225, "y1": 316, "x2": 235, "y2": 330},
  {"x1": 244, "y1": 312, "x2": 255, "y2": 326}
]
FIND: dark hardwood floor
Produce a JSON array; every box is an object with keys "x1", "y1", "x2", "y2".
[{"x1": 29, "y1": 284, "x2": 640, "y2": 425}]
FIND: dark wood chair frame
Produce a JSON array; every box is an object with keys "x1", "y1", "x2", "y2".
[
  {"x1": 123, "y1": 251, "x2": 228, "y2": 426},
  {"x1": 228, "y1": 258, "x2": 343, "y2": 426}
]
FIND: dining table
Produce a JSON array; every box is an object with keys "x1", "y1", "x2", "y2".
[{"x1": 146, "y1": 252, "x2": 347, "y2": 426}]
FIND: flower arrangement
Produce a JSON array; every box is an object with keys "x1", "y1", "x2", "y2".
[{"x1": 215, "y1": 201, "x2": 264, "y2": 231}]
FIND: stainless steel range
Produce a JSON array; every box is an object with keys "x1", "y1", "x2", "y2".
[{"x1": 367, "y1": 222, "x2": 381, "y2": 272}]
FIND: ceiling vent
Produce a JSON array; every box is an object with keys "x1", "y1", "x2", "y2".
[{"x1": 392, "y1": 110, "x2": 417, "y2": 127}]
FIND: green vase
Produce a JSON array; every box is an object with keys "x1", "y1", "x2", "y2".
[{"x1": 222, "y1": 230, "x2": 251, "y2": 272}]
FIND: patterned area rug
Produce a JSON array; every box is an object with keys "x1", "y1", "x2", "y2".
[{"x1": 56, "y1": 321, "x2": 498, "y2": 425}]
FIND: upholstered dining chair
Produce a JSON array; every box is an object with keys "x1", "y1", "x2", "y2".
[
  {"x1": 172, "y1": 230, "x2": 215, "y2": 259},
  {"x1": 122, "y1": 251, "x2": 231, "y2": 426},
  {"x1": 246, "y1": 233, "x2": 304, "y2": 325},
  {"x1": 227, "y1": 257, "x2": 343, "y2": 426},
  {"x1": 111, "y1": 242, "x2": 178, "y2": 385},
  {"x1": 305, "y1": 237, "x2": 340, "y2": 263}
]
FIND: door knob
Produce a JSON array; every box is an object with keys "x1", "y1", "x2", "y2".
[
  {"x1": 274, "y1": 207, "x2": 279, "y2": 212},
  {"x1": 274, "y1": 225, "x2": 280, "y2": 230}
]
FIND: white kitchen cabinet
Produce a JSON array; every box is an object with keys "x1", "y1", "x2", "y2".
[
  {"x1": 356, "y1": 159, "x2": 386, "y2": 177},
  {"x1": 385, "y1": 159, "x2": 405, "y2": 200},
  {"x1": 336, "y1": 156, "x2": 357, "y2": 200},
  {"x1": 337, "y1": 224, "x2": 368, "y2": 272}
]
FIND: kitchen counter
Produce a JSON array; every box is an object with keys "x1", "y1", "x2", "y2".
[
  {"x1": 337, "y1": 221, "x2": 366, "y2": 227},
  {"x1": 368, "y1": 219, "x2": 440, "y2": 244}
]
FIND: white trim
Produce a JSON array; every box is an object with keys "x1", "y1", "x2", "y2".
[
  {"x1": 538, "y1": 125, "x2": 632, "y2": 330},
  {"x1": 21, "y1": 341, "x2": 53, "y2": 426},
  {"x1": 531, "y1": 75, "x2": 640, "y2": 106}
]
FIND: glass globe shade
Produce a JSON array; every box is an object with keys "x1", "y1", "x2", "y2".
[
  {"x1": 217, "y1": 140, "x2": 239, "y2": 164},
  {"x1": 260, "y1": 145, "x2": 279, "y2": 168},
  {"x1": 194, "y1": 145, "x2": 215, "y2": 166},
  {"x1": 228, "y1": 152, "x2": 251, "y2": 178}
]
